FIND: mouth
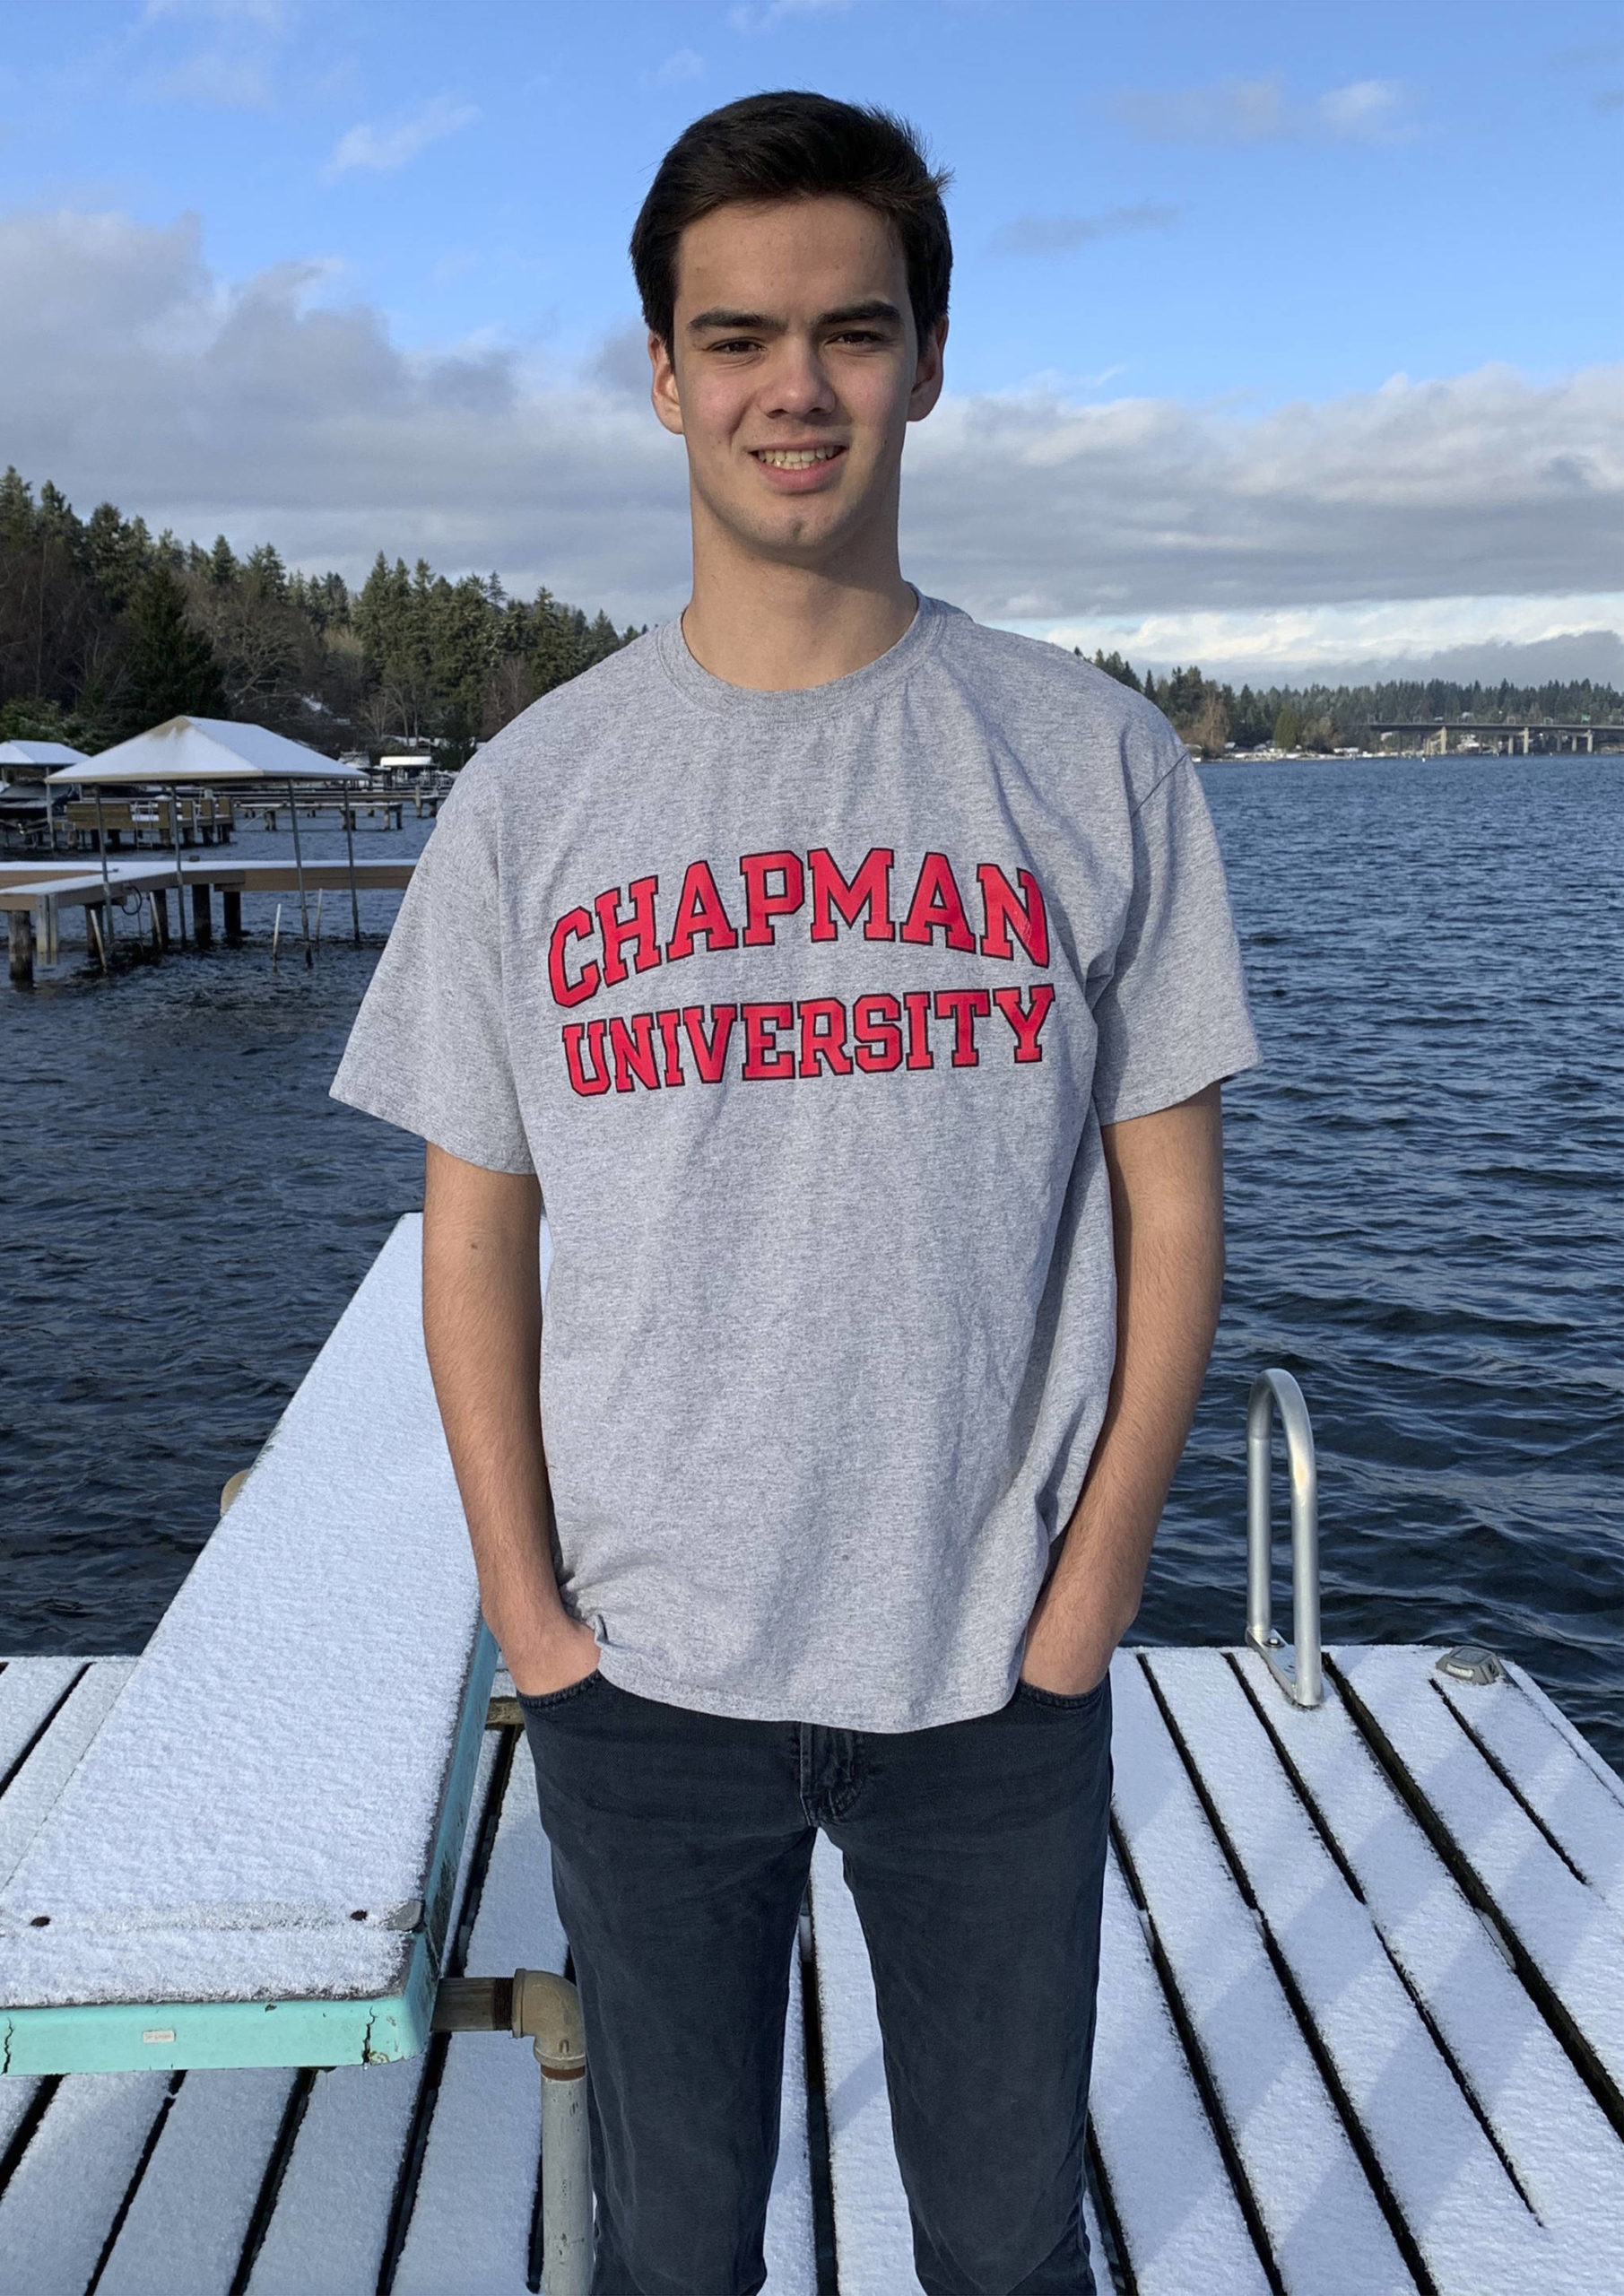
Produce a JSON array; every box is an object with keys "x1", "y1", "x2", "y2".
[{"x1": 750, "y1": 445, "x2": 845, "y2": 469}]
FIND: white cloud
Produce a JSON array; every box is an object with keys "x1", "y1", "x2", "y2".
[
  {"x1": 1112, "y1": 74, "x2": 1420, "y2": 145},
  {"x1": 322, "y1": 95, "x2": 480, "y2": 181},
  {"x1": 647, "y1": 48, "x2": 707, "y2": 86},
  {"x1": 1028, "y1": 598, "x2": 1624, "y2": 685},
  {"x1": 987, "y1": 202, "x2": 1178, "y2": 257},
  {"x1": 0, "y1": 207, "x2": 1619, "y2": 647},
  {"x1": 730, "y1": 0, "x2": 855, "y2": 30},
  {"x1": 136, "y1": 49, "x2": 274, "y2": 107}
]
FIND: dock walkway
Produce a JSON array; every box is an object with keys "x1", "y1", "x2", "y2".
[{"x1": 2, "y1": 1223, "x2": 1621, "y2": 2292}]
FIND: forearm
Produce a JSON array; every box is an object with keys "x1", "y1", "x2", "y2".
[
  {"x1": 421, "y1": 1144, "x2": 581, "y2": 1682},
  {"x1": 1023, "y1": 1085, "x2": 1226, "y2": 1690}
]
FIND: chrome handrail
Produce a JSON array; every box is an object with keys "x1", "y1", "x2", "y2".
[{"x1": 1245, "y1": 1368, "x2": 1323, "y2": 1709}]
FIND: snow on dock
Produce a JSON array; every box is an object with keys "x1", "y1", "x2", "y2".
[{"x1": 2, "y1": 1218, "x2": 1622, "y2": 2291}]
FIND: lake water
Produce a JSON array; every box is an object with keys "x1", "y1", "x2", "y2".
[{"x1": 3, "y1": 756, "x2": 1620, "y2": 1763}]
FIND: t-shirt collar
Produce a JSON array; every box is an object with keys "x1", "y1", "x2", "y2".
[{"x1": 655, "y1": 587, "x2": 947, "y2": 718}]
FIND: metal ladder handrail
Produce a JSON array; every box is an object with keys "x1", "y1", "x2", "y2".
[{"x1": 1245, "y1": 1368, "x2": 1324, "y2": 1709}]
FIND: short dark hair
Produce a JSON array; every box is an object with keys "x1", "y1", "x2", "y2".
[{"x1": 630, "y1": 91, "x2": 951, "y2": 351}]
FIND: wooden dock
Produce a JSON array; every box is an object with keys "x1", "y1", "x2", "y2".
[
  {"x1": 3, "y1": 855, "x2": 416, "y2": 978},
  {"x1": 2, "y1": 1218, "x2": 1620, "y2": 2292}
]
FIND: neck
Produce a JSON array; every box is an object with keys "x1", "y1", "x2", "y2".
[{"x1": 680, "y1": 493, "x2": 917, "y2": 691}]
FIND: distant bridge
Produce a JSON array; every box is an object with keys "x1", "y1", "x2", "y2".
[{"x1": 1368, "y1": 720, "x2": 1624, "y2": 757}]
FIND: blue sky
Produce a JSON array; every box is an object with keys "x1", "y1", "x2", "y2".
[{"x1": 2, "y1": 0, "x2": 1620, "y2": 678}]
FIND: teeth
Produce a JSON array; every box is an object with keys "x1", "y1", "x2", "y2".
[{"x1": 755, "y1": 448, "x2": 840, "y2": 468}]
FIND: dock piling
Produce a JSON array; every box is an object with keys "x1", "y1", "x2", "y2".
[
  {"x1": 192, "y1": 883, "x2": 213, "y2": 947},
  {"x1": 8, "y1": 907, "x2": 34, "y2": 986},
  {"x1": 222, "y1": 889, "x2": 243, "y2": 944},
  {"x1": 151, "y1": 889, "x2": 170, "y2": 952}
]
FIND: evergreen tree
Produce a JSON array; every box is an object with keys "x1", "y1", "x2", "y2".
[{"x1": 119, "y1": 562, "x2": 228, "y2": 730}]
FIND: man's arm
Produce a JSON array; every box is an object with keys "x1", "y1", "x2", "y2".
[
  {"x1": 1020, "y1": 1083, "x2": 1226, "y2": 1696},
  {"x1": 421, "y1": 1142, "x2": 599, "y2": 1697}
]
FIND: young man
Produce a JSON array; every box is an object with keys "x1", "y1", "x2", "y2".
[{"x1": 334, "y1": 92, "x2": 1257, "y2": 2296}]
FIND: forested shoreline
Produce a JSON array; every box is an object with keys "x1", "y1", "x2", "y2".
[{"x1": 2, "y1": 469, "x2": 1619, "y2": 763}]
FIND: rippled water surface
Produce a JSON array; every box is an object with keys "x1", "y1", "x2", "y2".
[{"x1": 4, "y1": 759, "x2": 1620, "y2": 1762}]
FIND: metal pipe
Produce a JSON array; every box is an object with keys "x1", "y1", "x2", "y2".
[
  {"x1": 286, "y1": 778, "x2": 313, "y2": 967},
  {"x1": 513, "y1": 1968, "x2": 591, "y2": 2296},
  {"x1": 343, "y1": 798, "x2": 360, "y2": 943},
  {"x1": 169, "y1": 784, "x2": 188, "y2": 946},
  {"x1": 91, "y1": 786, "x2": 116, "y2": 950},
  {"x1": 1245, "y1": 1368, "x2": 1323, "y2": 1709}
]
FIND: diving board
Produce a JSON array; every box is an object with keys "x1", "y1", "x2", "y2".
[{"x1": 0, "y1": 1216, "x2": 498, "y2": 2075}]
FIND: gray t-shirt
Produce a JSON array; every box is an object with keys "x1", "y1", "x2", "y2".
[{"x1": 332, "y1": 596, "x2": 1258, "y2": 1730}]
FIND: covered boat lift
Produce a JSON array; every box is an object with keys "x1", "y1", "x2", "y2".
[{"x1": 47, "y1": 718, "x2": 364, "y2": 966}]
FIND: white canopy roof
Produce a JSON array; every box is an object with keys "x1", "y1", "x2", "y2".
[
  {"x1": 0, "y1": 740, "x2": 93, "y2": 769},
  {"x1": 46, "y1": 717, "x2": 364, "y2": 786}
]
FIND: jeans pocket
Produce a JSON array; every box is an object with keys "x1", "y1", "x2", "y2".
[
  {"x1": 1015, "y1": 1677, "x2": 1107, "y2": 1713},
  {"x1": 517, "y1": 1669, "x2": 605, "y2": 1716}
]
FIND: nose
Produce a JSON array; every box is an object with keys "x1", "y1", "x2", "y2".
[{"x1": 759, "y1": 334, "x2": 838, "y2": 421}]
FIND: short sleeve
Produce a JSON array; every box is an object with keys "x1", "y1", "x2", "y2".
[
  {"x1": 1090, "y1": 756, "x2": 1261, "y2": 1125},
  {"x1": 329, "y1": 770, "x2": 534, "y2": 1173}
]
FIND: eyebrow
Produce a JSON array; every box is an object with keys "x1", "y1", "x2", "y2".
[{"x1": 685, "y1": 299, "x2": 904, "y2": 335}]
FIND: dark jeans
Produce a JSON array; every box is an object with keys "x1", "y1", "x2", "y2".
[{"x1": 521, "y1": 1671, "x2": 1112, "y2": 2296}]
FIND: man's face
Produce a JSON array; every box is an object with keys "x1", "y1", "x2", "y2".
[{"x1": 650, "y1": 194, "x2": 945, "y2": 570}]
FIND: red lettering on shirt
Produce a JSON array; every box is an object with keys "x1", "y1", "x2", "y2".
[
  {"x1": 852, "y1": 992, "x2": 902, "y2": 1072},
  {"x1": 993, "y1": 983, "x2": 1055, "y2": 1064},
  {"x1": 609, "y1": 1013, "x2": 661, "y2": 1093},
  {"x1": 934, "y1": 987, "x2": 992, "y2": 1067},
  {"x1": 901, "y1": 990, "x2": 934, "y2": 1070},
  {"x1": 899, "y1": 853, "x2": 977, "y2": 951},
  {"x1": 977, "y1": 865, "x2": 1049, "y2": 967},
  {"x1": 549, "y1": 907, "x2": 599, "y2": 1008},
  {"x1": 664, "y1": 859, "x2": 740, "y2": 962},
  {"x1": 798, "y1": 997, "x2": 853, "y2": 1077},
  {"x1": 808, "y1": 848, "x2": 896, "y2": 943},
  {"x1": 742, "y1": 1001, "x2": 795, "y2": 1078},
  {"x1": 562, "y1": 1020, "x2": 612, "y2": 1096},
  {"x1": 682, "y1": 1004, "x2": 738, "y2": 1083},
  {"x1": 595, "y1": 876, "x2": 662, "y2": 987},
  {"x1": 739, "y1": 852, "x2": 806, "y2": 947},
  {"x1": 656, "y1": 1009, "x2": 687, "y2": 1086}
]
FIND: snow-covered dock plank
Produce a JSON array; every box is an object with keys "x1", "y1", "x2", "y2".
[
  {"x1": 1234, "y1": 1647, "x2": 1624, "y2": 2284},
  {"x1": 1434, "y1": 1662, "x2": 1624, "y2": 1919},
  {"x1": 93, "y1": 2067, "x2": 297, "y2": 2296},
  {"x1": 0, "y1": 1658, "x2": 84, "y2": 1787},
  {"x1": 0, "y1": 1661, "x2": 137, "y2": 1894},
  {"x1": 244, "y1": 1727, "x2": 504, "y2": 2296},
  {"x1": 0, "y1": 2069, "x2": 171, "y2": 2294},
  {"x1": 1109, "y1": 1653, "x2": 1417, "y2": 2293},
  {"x1": 1333, "y1": 1646, "x2": 1624, "y2": 2099},
  {"x1": 1090, "y1": 1846, "x2": 1268, "y2": 2293},
  {"x1": 1145, "y1": 1648, "x2": 1542, "y2": 2295}
]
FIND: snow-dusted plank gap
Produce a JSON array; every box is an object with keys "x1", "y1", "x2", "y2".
[
  {"x1": 1332, "y1": 1647, "x2": 1624, "y2": 2100},
  {"x1": 0, "y1": 1661, "x2": 137, "y2": 1895},
  {"x1": 1235, "y1": 1648, "x2": 1624, "y2": 2285},
  {"x1": 808, "y1": 1830, "x2": 926, "y2": 2296},
  {"x1": 0, "y1": 2069, "x2": 171, "y2": 2294},
  {"x1": 1435, "y1": 1668, "x2": 1624, "y2": 1920},
  {"x1": 390, "y1": 1735, "x2": 565, "y2": 2296},
  {"x1": 94, "y1": 2067, "x2": 297, "y2": 2296},
  {"x1": 245, "y1": 1727, "x2": 505, "y2": 2296},
  {"x1": 0, "y1": 1660, "x2": 83, "y2": 1788},
  {"x1": 1109, "y1": 1653, "x2": 1416, "y2": 2295},
  {"x1": 0, "y1": 1216, "x2": 483, "y2": 1970},
  {"x1": 763, "y1": 1946, "x2": 820, "y2": 2295},
  {"x1": 1147, "y1": 1649, "x2": 1544, "y2": 2296},
  {"x1": 1090, "y1": 1844, "x2": 1269, "y2": 2294}
]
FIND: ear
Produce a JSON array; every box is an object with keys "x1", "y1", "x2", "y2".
[
  {"x1": 907, "y1": 316, "x2": 948, "y2": 423},
  {"x1": 649, "y1": 331, "x2": 685, "y2": 438}
]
